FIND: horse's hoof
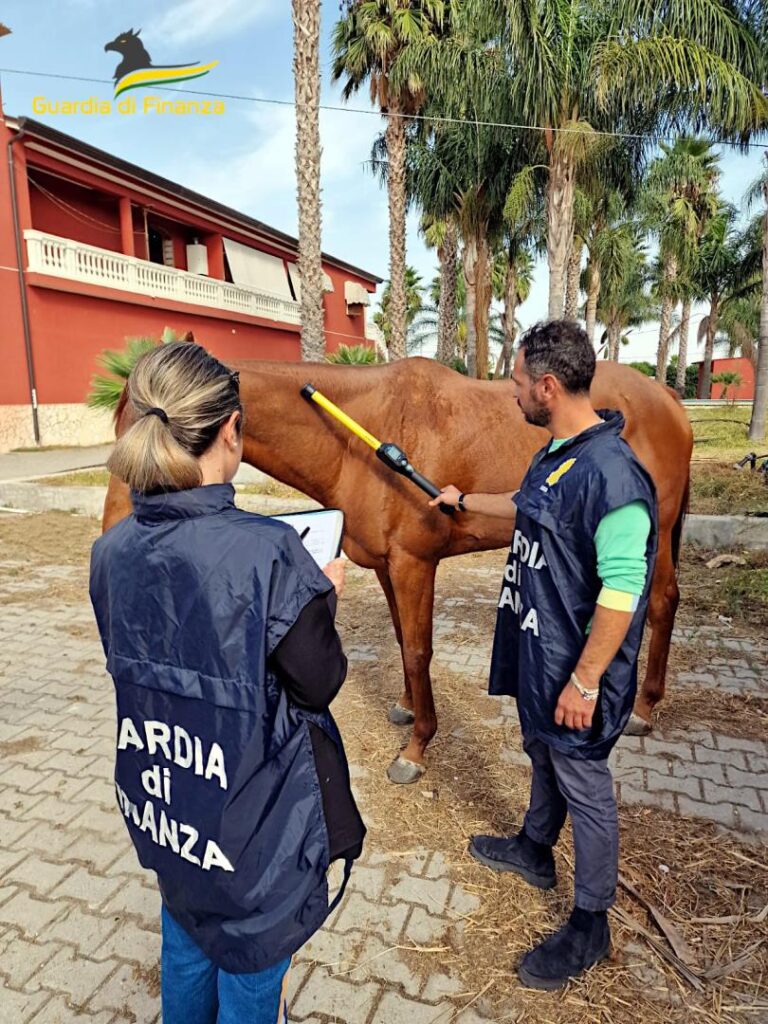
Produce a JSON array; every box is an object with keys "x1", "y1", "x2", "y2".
[
  {"x1": 387, "y1": 755, "x2": 426, "y2": 785},
  {"x1": 624, "y1": 713, "x2": 652, "y2": 737},
  {"x1": 388, "y1": 703, "x2": 416, "y2": 726}
]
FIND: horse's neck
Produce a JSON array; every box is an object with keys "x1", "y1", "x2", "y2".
[{"x1": 237, "y1": 362, "x2": 372, "y2": 504}]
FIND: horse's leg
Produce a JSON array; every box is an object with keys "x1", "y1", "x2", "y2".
[
  {"x1": 376, "y1": 569, "x2": 416, "y2": 726},
  {"x1": 385, "y1": 553, "x2": 437, "y2": 785},
  {"x1": 625, "y1": 531, "x2": 679, "y2": 736}
]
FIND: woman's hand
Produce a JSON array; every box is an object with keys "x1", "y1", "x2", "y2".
[{"x1": 322, "y1": 558, "x2": 346, "y2": 597}]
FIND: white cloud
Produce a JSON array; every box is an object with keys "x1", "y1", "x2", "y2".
[{"x1": 147, "y1": 0, "x2": 275, "y2": 47}]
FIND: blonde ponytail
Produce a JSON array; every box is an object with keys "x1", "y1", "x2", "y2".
[{"x1": 108, "y1": 342, "x2": 242, "y2": 494}]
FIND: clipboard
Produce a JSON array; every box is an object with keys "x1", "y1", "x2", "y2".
[{"x1": 271, "y1": 508, "x2": 345, "y2": 568}]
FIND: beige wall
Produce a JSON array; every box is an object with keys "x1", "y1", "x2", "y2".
[{"x1": 0, "y1": 404, "x2": 114, "y2": 452}]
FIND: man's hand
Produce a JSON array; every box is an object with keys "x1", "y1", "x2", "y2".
[
  {"x1": 429, "y1": 485, "x2": 462, "y2": 509},
  {"x1": 554, "y1": 678, "x2": 596, "y2": 731},
  {"x1": 322, "y1": 558, "x2": 346, "y2": 597}
]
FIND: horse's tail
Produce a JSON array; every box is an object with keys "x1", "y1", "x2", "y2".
[{"x1": 671, "y1": 473, "x2": 689, "y2": 572}]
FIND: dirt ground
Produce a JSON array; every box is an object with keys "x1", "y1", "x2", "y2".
[{"x1": 1, "y1": 511, "x2": 766, "y2": 1024}]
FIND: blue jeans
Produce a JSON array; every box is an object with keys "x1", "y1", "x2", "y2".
[{"x1": 161, "y1": 906, "x2": 291, "y2": 1024}]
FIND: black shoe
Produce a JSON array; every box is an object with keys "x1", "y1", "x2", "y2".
[
  {"x1": 468, "y1": 830, "x2": 556, "y2": 890},
  {"x1": 517, "y1": 910, "x2": 611, "y2": 990}
]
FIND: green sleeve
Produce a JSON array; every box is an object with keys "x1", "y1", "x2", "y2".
[{"x1": 594, "y1": 500, "x2": 652, "y2": 597}]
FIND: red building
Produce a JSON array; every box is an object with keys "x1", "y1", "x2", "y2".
[
  {"x1": 696, "y1": 357, "x2": 755, "y2": 400},
  {"x1": 0, "y1": 102, "x2": 381, "y2": 451}
]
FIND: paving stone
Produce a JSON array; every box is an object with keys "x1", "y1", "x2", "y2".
[
  {"x1": 27, "y1": 994, "x2": 115, "y2": 1023},
  {"x1": 422, "y1": 971, "x2": 466, "y2": 1002},
  {"x1": 11, "y1": 822, "x2": 79, "y2": 859},
  {"x1": 677, "y1": 795, "x2": 736, "y2": 829},
  {"x1": 448, "y1": 885, "x2": 481, "y2": 918},
  {"x1": 715, "y1": 735, "x2": 766, "y2": 755},
  {"x1": 49, "y1": 867, "x2": 122, "y2": 910},
  {"x1": 424, "y1": 852, "x2": 450, "y2": 879},
  {"x1": 298, "y1": 926, "x2": 363, "y2": 970},
  {"x1": 91, "y1": 918, "x2": 161, "y2": 964},
  {"x1": 405, "y1": 906, "x2": 449, "y2": 945},
  {"x1": 0, "y1": 848, "x2": 26, "y2": 879},
  {"x1": 36, "y1": 947, "x2": 118, "y2": 1006},
  {"x1": 291, "y1": 968, "x2": 379, "y2": 1022},
  {"x1": 46, "y1": 906, "x2": 120, "y2": 957},
  {"x1": 734, "y1": 806, "x2": 768, "y2": 835},
  {"x1": 702, "y1": 780, "x2": 762, "y2": 812},
  {"x1": 351, "y1": 934, "x2": 422, "y2": 997},
  {"x1": 87, "y1": 962, "x2": 159, "y2": 1023},
  {"x1": 0, "y1": 891, "x2": 63, "y2": 937},
  {"x1": 347, "y1": 864, "x2": 386, "y2": 902},
  {"x1": 20, "y1": 795, "x2": 86, "y2": 827},
  {"x1": 677, "y1": 761, "x2": 726, "y2": 784},
  {"x1": 619, "y1": 785, "x2": 675, "y2": 812},
  {"x1": 8, "y1": 856, "x2": 76, "y2": 902},
  {"x1": 641, "y1": 738, "x2": 693, "y2": 761},
  {"x1": 646, "y1": 771, "x2": 702, "y2": 799},
  {"x1": 0, "y1": 987, "x2": 51, "y2": 1024},
  {"x1": 371, "y1": 991, "x2": 452, "y2": 1023},
  {"x1": 693, "y1": 746, "x2": 748, "y2": 769},
  {"x1": 725, "y1": 764, "x2": 768, "y2": 791},
  {"x1": 102, "y1": 879, "x2": 161, "y2": 929},
  {"x1": 62, "y1": 833, "x2": 126, "y2": 874},
  {"x1": 333, "y1": 892, "x2": 409, "y2": 942},
  {"x1": 389, "y1": 874, "x2": 451, "y2": 914},
  {"x1": 0, "y1": 931, "x2": 62, "y2": 989}
]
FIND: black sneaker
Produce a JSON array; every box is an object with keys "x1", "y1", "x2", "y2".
[
  {"x1": 468, "y1": 831, "x2": 556, "y2": 890},
  {"x1": 517, "y1": 912, "x2": 611, "y2": 990}
]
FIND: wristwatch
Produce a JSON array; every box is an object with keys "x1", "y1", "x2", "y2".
[
  {"x1": 457, "y1": 492, "x2": 467, "y2": 512},
  {"x1": 570, "y1": 672, "x2": 600, "y2": 702}
]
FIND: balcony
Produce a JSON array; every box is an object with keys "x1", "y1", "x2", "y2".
[{"x1": 24, "y1": 229, "x2": 302, "y2": 326}]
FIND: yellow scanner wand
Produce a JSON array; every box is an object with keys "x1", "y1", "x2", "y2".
[{"x1": 300, "y1": 383, "x2": 453, "y2": 515}]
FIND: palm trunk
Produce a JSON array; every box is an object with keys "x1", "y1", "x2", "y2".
[
  {"x1": 546, "y1": 149, "x2": 575, "y2": 319},
  {"x1": 655, "y1": 253, "x2": 677, "y2": 381},
  {"x1": 585, "y1": 259, "x2": 600, "y2": 345},
  {"x1": 474, "y1": 235, "x2": 491, "y2": 379},
  {"x1": 699, "y1": 292, "x2": 719, "y2": 399},
  {"x1": 292, "y1": 0, "x2": 324, "y2": 360},
  {"x1": 496, "y1": 259, "x2": 518, "y2": 378},
  {"x1": 462, "y1": 240, "x2": 477, "y2": 378},
  {"x1": 675, "y1": 297, "x2": 692, "y2": 396},
  {"x1": 564, "y1": 240, "x2": 582, "y2": 320},
  {"x1": 436, "y1": 221, "x2": 458, "y2": 364},
  {"x1": 385, "y1": 103, "x2": 408, "y2": 360},
  {"x1": 748, "y1": 197, "x2": 768, "y2": 440},
  {"x1": 607, "y1": 324, "x2": 621, "y2": 361}
]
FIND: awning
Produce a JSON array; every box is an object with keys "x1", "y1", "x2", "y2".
[
  {"x1": 223, "y1": 238, "x2": 292, "y2": 298},
  {"x1": 287, "y1": 264, "x2": 334, "y2": 302},
  {"x1": 344, "y1": 280, "x2": 371, "y2": 307}
]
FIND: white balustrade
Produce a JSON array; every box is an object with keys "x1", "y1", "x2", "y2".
[{"x1": 24, "y1": 229, "x2": 302, "y2": 325}]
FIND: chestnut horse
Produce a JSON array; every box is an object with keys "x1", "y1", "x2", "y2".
[{"x1": 103, "y1": 357, "x2": 692, "y2": 784}]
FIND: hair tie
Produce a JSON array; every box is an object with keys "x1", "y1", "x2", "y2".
[{"x1": 145, "y1": 407, "x2": 169, "y2": 425}]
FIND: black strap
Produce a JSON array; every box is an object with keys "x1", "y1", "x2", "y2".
[
  {"x1": 457, "y1": 492, "x2": 467, "y2": 512},
  {"x1": 328, "y1": 858, "x2": 353, "y2": 914}
]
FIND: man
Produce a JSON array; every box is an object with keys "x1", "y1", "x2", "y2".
[{"x1": 432, "y1": 320, "x2": 657, "y2": 991}]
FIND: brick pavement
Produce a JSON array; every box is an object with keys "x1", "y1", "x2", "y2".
[{"x1": 1, "y1": 548, "x2": 766, "y2": 1022}]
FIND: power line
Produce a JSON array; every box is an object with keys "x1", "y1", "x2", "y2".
[{"x1": 2, "y1": 65, "x2": 768, "y2": 152}]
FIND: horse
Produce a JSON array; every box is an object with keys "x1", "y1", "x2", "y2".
[{"x1": 103, "y1": 357, "x2": 693, "y2": 784}]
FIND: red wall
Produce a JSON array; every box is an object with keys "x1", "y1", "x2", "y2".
[
  {"x1": 697, "y1": 357, "x2": 755, "y2": 400},
  {"x1": 29, "y1": 173, "x2": 124, "y2": 252},
  {"x1": 23, "y1": 285, "x2": 302, "y2": 404}
]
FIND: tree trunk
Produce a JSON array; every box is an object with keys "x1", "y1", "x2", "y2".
[
  {"x1": 564, "y1": 240, "x2": 582, "y2": 320},
  {"x1": 385, "y1": 103, "x2": 408, "y2": 359},
  {"x1": 462, "y1": 240, "x2": 477, "y2": 378},
  {"x1": 748, "y1": 199, "x2": 768, "y2": 440},
  {"x1": 474, "y1": 234, "x2": 491, "y2": 379},
  {"x1": 546, "y1": 150, "x2": 575, "y2": 319},
  {"x1": 675, "y1": 297, "x2": 692, "y2": 396},
  {"x1": 496, "y1": 259, "x2": 518, "y2": 378},
  {"x1": 436, "y1": 220, "x2": 458, "y2": 364},
  {"x1": 292, "y1": 0, "x2": 324, "y2": 361},
  {"x1": 699, "y1": 292, "x2": 719, "y2": 399},
  {"x1": 655, "y1": 253, "x2": 677, "y2": 381},
  {"x1": 584, "y1": 259, "x2": 600, "y2": 345},
  {"x1": 606, "y1": 323, "x2": 619, "y2": 361}
]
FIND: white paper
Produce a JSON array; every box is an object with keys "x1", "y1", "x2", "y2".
[{"x1": 270, "y1": 509, "x2": 345, "y2": 568}]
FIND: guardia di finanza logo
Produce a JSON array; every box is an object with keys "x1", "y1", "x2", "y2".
[{"x1": 105, "y1": 28, "x2": 220, "y2": 109}]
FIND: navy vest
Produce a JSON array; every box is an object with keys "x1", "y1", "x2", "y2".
[
  {"x1": 489, "y1": 412, "x2": 658, "y2": 760},
  {"x1": 89, "y1": 484, "x2": 353, "y2": 973}
]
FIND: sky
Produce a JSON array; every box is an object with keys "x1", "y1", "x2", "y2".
[{"x1": 0, "y1": 1, "x2": 765, "y2": 364}]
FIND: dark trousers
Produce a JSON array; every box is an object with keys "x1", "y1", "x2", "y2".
[{"x1": 522, "y1": 736, "x2": 618, "y2": 911}]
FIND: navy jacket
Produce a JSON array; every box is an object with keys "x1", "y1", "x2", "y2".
[
  {"x1": 489, "y1": 412, "x2": 658, "y2": 760},
  {"x1": 89, "y1": 484, "x2": 359, "y2": 973}
]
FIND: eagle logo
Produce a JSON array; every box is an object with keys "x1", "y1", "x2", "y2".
[{"x1": 104, "y1": 29, "x2": 218, "y2": 98}]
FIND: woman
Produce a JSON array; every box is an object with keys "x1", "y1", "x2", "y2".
[{"x1": 90, "y1": 342, "x2": 365, "y2": 1024}]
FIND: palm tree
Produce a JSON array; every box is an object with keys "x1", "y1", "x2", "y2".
[
  {"x1": 404, "y1": 0, "x2": 766, "y2": 319},
  {"x1": 292, "y1": 0, "x2": 325, "y2": 360},
  {"x1": 694, "y1": 203, "x2": 742, "y2": 398},
  {"x1": 494, "y1": 243, "x2": 534, "y2": 377},
  {"x1": 746, "y1": 159, "x2": 768, "y2": 440},
  {"x1": 642, "y1": 139, "x2": 721, "y2": 382},
  {"x1": 332, "y1": 1, "x2": 448, "y2": 359},
  {"x1": 595, "y1": 234, "x2": 656, "y2": 360},
  {"x1": 420, "y1": 214, "x2": 459, "y2": 364},
  {"x1": 409, "y1": 270, "x2": 506, "y2": 367},
  {"x1": 373, "y1": 266, "x2": 425, "y2": 348}
]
